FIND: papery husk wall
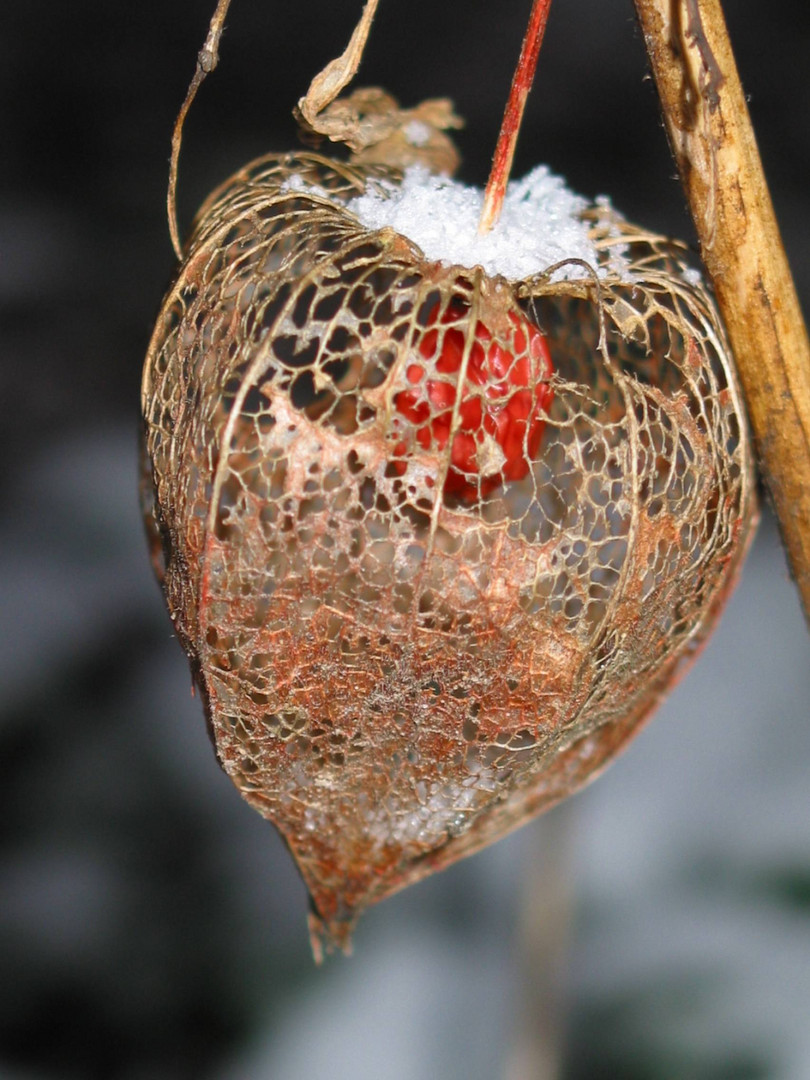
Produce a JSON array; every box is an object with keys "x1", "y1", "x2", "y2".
[{"x1": 142, "y1": 151, "x2": 756, "y2": 953}]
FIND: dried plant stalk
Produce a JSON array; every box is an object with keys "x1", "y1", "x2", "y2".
[
  {"x1": 141, "y1": 148, "x2": 756, "y2": 954},
  {"x1": 479, "y1": 0, "x2": 553, "y2": 234},
  {"x1": 634, "y1": 0, "x2": 810, "y2": 626}
]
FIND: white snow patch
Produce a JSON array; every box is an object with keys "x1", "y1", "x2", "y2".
[
  {"x1": 282, "y1": 173, "x2": 328, "y2": 201},
  {"x1": 365, "y1": 770, "x2": 498, "y2": 848},
  {"x1": 338, "y1": 164, "x2": 625, "y2": 281},
  {"x1": 403, "y1": 120, "x2": 431, "y2": 147}
]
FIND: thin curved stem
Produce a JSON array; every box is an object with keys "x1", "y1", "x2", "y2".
[{"x1": 167, "y1": 0, "x2": 233, "y2": 260}]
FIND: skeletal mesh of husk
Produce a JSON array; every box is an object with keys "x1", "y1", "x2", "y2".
[{"x1": 141, "y1": 152, "x2": 756, "y2": 955}]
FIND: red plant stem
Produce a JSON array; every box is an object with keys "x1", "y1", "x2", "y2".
[{"x1": 479, "y1": 0, "x2": 553, "y2": 234}]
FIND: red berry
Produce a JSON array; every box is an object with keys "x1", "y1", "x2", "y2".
[{"x1": 393, "y1": 301, "x2": 554, "y2": 501}]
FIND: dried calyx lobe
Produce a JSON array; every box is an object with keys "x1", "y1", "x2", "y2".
[{"x1": 141, "y1": 151, "x2": 754, "y2": 956}]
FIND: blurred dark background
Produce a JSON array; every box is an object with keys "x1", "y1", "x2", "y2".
[{"x1": 2, "y1": 1, "x2": 809, "y2": 1077}]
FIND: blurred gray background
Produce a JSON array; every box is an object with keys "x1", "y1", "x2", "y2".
[{"x1": 2, "y1": 1, "x2": 809, "y2": 1077}]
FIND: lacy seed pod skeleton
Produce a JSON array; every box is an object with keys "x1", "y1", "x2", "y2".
[{"x1": 141, "y1": 142, "x2": 756, "y2": 953}]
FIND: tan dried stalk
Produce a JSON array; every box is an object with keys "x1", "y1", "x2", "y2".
[{"x1": 634, "y1": 0, "x2": 810, "y2": 627}]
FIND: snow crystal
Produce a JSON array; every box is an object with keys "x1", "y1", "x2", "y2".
[
  {"x1": 365, "y1": 771, "x2": 497, "y2": 848},
  {"x1": 403, "y1": 120, "x2": 431, "y2": 148},
  {"x1": 339, "y1": 164, "x2": 622, "y2": 282}
]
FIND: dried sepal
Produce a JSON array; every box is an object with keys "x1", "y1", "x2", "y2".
[
  {"x1": 328, "y1": 89, "x2": 464, "y2": 175},
  {"x1": 292, "y1": 0, "x2": 462, "y2": 175},
  {"x1": 142, "y1": 151, "x2": 756, "y2": 955},
  {"x1": 295, "y1": 0, "x2": 381, "y2": 137}
]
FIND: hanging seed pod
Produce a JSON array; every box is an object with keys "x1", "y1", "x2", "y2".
[{"x1": 141, "y1": 143, "x2": 756, "y2": 954}]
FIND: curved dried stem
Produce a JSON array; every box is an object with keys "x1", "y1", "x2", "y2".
[
  {"x1": 167, "y1": 0, "x2": 233, "y2": 260},
  {"x1": 634, "y1": 0, "x2": 810, "y2": 627}
]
